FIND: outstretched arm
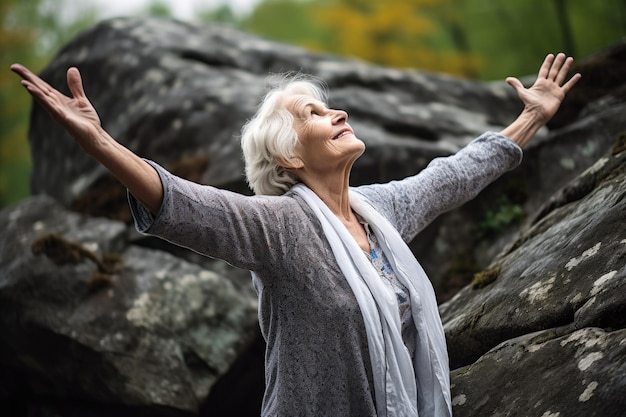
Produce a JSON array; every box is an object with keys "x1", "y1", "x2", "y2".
[
  {"x1": 500, "y1": 53, "x2": 581, "y2": 148},
  {"x1": 10, "y1": 64, "x2": 163, "y2": 214}
]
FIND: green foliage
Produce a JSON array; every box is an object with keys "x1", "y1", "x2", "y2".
[
  {"x1": 314, "y1": 0, "x2": 483, "y2": 75},
  {"x1": 145, "y1": 1, "x2": 173, "y2": 18},
  {"x1": 452, "y1": 0, "x2": 625, "y2": 79},
  {"x1": 476, "y1": 196, "x2": 525, "y2": 237},
  {"x1": 240, "y1": 0, "x2": 625, "y2": 79},
  {"x1": 1, "y1": 0, "x2": 98, "y2": 208},
  {"x1": 1, "y1": 0, "x2": 41, "y2": 208},
  {"x1": 198, "y1": 4, "x2": 240, "y2": 25},
  {"x1": 2, "y1": 0, "x2": 624, "y2": 209},
  {"x1": 240, "y1": 0, "x2": 330, "y2": 50}
]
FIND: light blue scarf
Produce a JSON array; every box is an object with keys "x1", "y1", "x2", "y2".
[{"x1": 293, "y1": 184, "x2": 451, "y2": 417}]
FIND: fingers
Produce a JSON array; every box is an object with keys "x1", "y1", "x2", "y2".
[
  {"x1": 10, "y1": 65, "x2": 40, "y2": 94},
  {"x1": 554, "y1": 56, "x2": 575, "y2": 85},
  {"x1": 550, "y1": 53, "x2": 581, "y2": 92},
  {"x1": 67, "y1": 67, "x2": 87, "y2": 100},
  {"x1": 548, "y1": 53, "x2": 566, "y2": 80},
  {"x1": 10, "y1": 64, "x2": 64, "y2": 119},
  {"x1": 10, "y1": 63, "x2": 31, "y2": 79},
  {"x1": 11, "y1": 63, "x2": 46, "y2": 89},
  {"x1": 538, "y1": 54, "x2": 555, "y2": 79},
  {"x1": 11, "y1": 63, "x2": 56, "y2": 100},
  {"x1": 505, "y1": 76, "x2": 524, "y2": 92},
  {"x1": 542, "y1": 53, "x2": 578, "y2": 84},
  {"x1": 538, "y1": 53, "x2": 581, "y2": 92},
  {"x1": 561, "y1": 72, "x2": 582, "y2": 94}
]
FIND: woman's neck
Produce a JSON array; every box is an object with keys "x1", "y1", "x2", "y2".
[{"x1": 300, "y1": 171, "x2": 353, "y2": 220}]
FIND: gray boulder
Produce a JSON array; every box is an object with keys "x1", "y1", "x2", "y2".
[
  {"x1": 0, "y1": 196, "x2": 259, "y2": 415},
  {"x1": 451, "y1": 327, "x2": 626, "y2": 416},
  {"x1": 444, "y1": 141, "x2": 626, "y2": 416}
]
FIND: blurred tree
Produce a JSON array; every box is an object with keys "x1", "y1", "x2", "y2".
[
  {"x1": 241, "y1": 0, "x2": 329, "y2": 51},
  {"x1": 458, "y1": 0, "x2": 625, "y2": 79},
  {"x1": 198, "y1": 3, "x2": 239, "y2": 25},
  {"x1": 1, "y1": 0, "x2": 45, "y2": 209},
  {"x1": 0, "y1": 0, "x2": 97, "y2": 208},
  {"x1": 313, "y1": 0, "x2": 482, "y2": 76},
  {"x1": 565, "y1": 0, "x2": 625, "y2": 60},
  {"x1": 241, "y1": 0, "x2": 624, "y2": 79},
  {"x1": 145, "y1": 0, "x2": 173, "y2": 18},
  {"x1": 553, "y1": 0, "x2": 576, "y2": 56},
  {"x1": 239, "y1": 0, "x2": 482, "y2": 76}
]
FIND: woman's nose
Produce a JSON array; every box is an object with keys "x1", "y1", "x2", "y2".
[{"x1": 332, "y1": 109, "x2": 348, "y2": 124}]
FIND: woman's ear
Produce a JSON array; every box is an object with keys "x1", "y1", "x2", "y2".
[{"x1": 275, "y1": 156, "x2": 304, "y2": 170}]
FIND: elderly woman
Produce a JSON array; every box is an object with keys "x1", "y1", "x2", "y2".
[{"x1": 11, "y1": 53, "x2": 579, "y2": 417}]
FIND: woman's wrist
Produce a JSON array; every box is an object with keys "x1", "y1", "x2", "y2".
[
  {"x1": 79, "y1": 125, "x2": 120, "y2": 159},
  {"x1": 499, "y1": 110, "x2": 545, "y2": 148}
]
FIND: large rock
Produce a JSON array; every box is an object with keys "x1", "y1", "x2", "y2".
[
  {"x1": 0, "y1": 196, "x2": 260, "y2": 415},
  {"x1": 444, "y1": 142, "x2": 626, "y2": 416},
  {"x1": 450, "y1": 327, "x2": 626, "y2": 416},
  {"x1": 3, "y1": 16, "x2": 625, "y2": 416}
]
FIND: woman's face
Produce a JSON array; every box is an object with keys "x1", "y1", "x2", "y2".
[{"x1": 285, "y1": 94, "x2": 365, "y2": 174}]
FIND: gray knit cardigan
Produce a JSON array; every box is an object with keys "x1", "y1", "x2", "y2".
[{"x1": 129, "y1": 131, "x2": 523, "y2": 417}]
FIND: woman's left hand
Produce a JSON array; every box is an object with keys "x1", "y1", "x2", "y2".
[{"x1": 505, "y1": 53, "x2": 581, "y2": 125}]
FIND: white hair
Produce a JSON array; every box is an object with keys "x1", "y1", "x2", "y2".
[{"x1": 241, "y1": 73, "x2": 328, "y2": 195}]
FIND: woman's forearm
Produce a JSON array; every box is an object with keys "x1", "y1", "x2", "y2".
[{"x1": 87, "y1": 126, "x2": 163, "y2": 215}]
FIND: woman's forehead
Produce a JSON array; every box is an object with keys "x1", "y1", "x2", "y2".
[{"x1": 282, "y1": 94, "x2": 326, "y2": 113}]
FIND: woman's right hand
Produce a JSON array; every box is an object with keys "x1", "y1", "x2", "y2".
[
  {"x1": 11, "y1": 64, "x2": 103, "y2": 152},
  {"x1": 12, "y1": 63, "x2": 165, "y2": 214}
]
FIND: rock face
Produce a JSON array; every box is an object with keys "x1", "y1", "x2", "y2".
[
  {"x1": 1, "y1": 16, "x2": 625, "y2": 416},
  {"x1": 0, "y1": 196, "x2": 260, "y2": 416},
  {"x1": 443, "y1": 144, "x2": 626, "y2": 416}
]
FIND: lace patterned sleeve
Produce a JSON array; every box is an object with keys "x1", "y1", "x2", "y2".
[
  {"x1": 355, "y1": 131, "x2": 523, "y2": 242},
  {"x1": 128, "y1": 160, "x2": 295, "y2": 272}
]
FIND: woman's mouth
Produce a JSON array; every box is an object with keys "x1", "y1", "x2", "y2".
[{"x1": 332, "y1": 129, "x2": 352, "y2": 140}]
